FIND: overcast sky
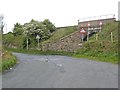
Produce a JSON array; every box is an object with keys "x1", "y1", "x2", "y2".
[{"x1": 0, "y1": 0, "x2": 119, "y2": 33}]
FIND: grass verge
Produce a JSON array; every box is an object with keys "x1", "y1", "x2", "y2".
[
  {"x1": 6, "y1": 48, "x2": 118, "y2": 64},
  {"x1": 0, "y1": 50, "x2": 17, "y2": 72},
  {"x1": 6, "y1": 48, "x2": 74, "y2": 56},
  {"x1": 73, "y1": 53, "x2": 118, "y2": 64},
  {"x1": 73, "y1": 40, "x2": 118, "y2": 64}
]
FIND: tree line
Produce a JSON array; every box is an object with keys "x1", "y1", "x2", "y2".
[{"x1": 3, "y1": 19, "x2": 56, "y2": 49}]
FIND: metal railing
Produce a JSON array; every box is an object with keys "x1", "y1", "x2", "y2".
[{"x1": 78, "y1": 14, "x2": 115, "y2": 23}]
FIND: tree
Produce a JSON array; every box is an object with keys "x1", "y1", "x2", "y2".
[
  {"x1": 42, "y1": 19, "x2": 56, "y2": 33},
  {"x1": 23, "y1": 19, "x2": 55, "y2": 41},
  {"x1": 2, "y1": 32, "x2": 14, "y2": 46},
  {"x1": 13, "y1": 23, "x2": 24, "y2": 36}
]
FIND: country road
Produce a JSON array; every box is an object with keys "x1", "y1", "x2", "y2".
[{"x1": 2, "y1": 52, "x2": 118, "y2": 88}]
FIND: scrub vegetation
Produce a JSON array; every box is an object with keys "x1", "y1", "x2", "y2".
[
  {"x1": 74, "y1": 22, "x2": 118, "y2": 64},
  {"x1": 0, "y1": 49, "x2": 17, "y2": 72},
  {"x1": 2, "y1": 18, "x2": 118, "y2": 64}
]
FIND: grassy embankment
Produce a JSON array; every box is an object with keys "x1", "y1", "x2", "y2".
[
  {"x1": 0, "y1": 49, "x2": 17, "y2": 72},
  {"x1": 74, "y1": 22, "x2": 118, "y2": 64},
  {"x1": 0, "y1": 34, "x2": 17, "y2": 72},
  {"x1": 42, "y1": 26, "x2": 77, "y2": 44}
]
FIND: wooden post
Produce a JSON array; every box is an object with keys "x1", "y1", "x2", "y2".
[
  {"x1": 87, "y1": 26, "x2": 90, "y2": 42},
  {"x1": 27, "y1": 37, "x2": 28, "y2": 50},
  {"x1": 96, "y1": 34, "x2": 98, "y2": 41},
  {"x1": 111, "y1": 32, "x2": 113, "y2": 43}
]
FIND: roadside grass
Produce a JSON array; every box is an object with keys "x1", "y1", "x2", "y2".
[
  {"x1": 89, "y1": 22, "x2": 118, "y2": 41},
  {"x1": 73, "y1": 52, "x2": 118, "y2": 64},
  {"x1": 73, "y1": 21, "x2": 118, "y2": 64},
  {"x1": 6, "y1": 47, "x2": 118, "y2": 64},
  {"x1": 6, "y1": 48, "x2": 74, "y2": 56},
  {"x1": 0, "y1": 49, "x2": 17, "y2": 72},
  {"x1": 74, "y1": 40, "x2": 118, "y2": 64}
]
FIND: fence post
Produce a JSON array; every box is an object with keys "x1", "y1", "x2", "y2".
[
  {"x1": 96, "y1": 34, "x2": 98, "y2": 41},
  {"x1": 111, "y1": 32, "x2": 113, "y2": 43}
]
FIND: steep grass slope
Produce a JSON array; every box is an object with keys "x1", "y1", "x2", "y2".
[
  {"x1": 74, "y1": 22, "x2": 118, "y2": 64},
  {"x1": 42, "y1": 26, "x2": 77, "y2": 44}
]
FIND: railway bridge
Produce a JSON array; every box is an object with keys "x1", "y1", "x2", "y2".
[
  {"x1": 42, "y1": 14, "x2": 116, "y2": 52},
  {"x1": 78, "y1": 14, "x2": 116, "y2": 41}
]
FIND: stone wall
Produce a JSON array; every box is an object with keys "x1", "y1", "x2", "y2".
[{"x1": 41, "y1": 30, "x2": 84, "y2": 52}]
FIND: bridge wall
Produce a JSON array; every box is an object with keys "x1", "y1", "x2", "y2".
[
  {"x1": 41, "y1": 30, "x2": 83, "y2": 52},
  {"x1": 78, "y1": 18, "x2": 115, "y2": 28}
]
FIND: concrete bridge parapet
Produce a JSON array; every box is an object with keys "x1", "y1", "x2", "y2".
[{"x1": 78, "y1": 18, "x2": 115, "y2": 29}]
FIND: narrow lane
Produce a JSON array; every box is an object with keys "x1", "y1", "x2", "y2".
[{"x1": 2, "y1": 53, "x2": 118, "y2": 88}]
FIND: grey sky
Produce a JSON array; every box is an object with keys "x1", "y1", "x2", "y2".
[{"x1": 0, "y1": 0, "x2": 119, "y2": 33}]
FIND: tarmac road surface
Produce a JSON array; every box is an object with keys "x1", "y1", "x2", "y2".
[{"x1": 2, "y1": 52, "x2": 118, "y2": 88}]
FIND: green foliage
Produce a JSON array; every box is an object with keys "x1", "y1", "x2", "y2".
[
  {"x1": 23, "y1": 19, "x2": 55, "y2": 38},
  {"x1": 42, "y1": 26, "x2": 77, "y2": 44},
  {"x1": 3, "y1": 32, "x2": 14, "y2": 46},
  {"x1": 6, "y1": 48, "x2": 74, "y2": 56},
  {"x1": 3, "y1": 33, "x2": 26, "y2": 48},
  {"x1": 22, "y1": 37, "x2": 31, "y2": 49},
  {"x1": 2, "y1": 57, "x2": 17, "y2": 72},
  {"x1": 89, "y1": 22, "x2": 118, "y2": 41},
  {"x1": 3, "y1": 19, "x2": 56, "y2": 49},
  {"x1": 22, "y1": 19, "x2": 56, "y2": 48},
  {"x1": 42, "y1": 19, "x2": 56, "y2": 33},
  {"x1": 13, "y1": 35, "x2": 26, "y2": 48},
  {"x1": 13, "y1": 23, "x2": 24, "y2": 36},
  {"x1": 0, "y1": 49, "x2": 17, "y2": 72},
  {"x1": 74, "y1": 22, "x2": 118, "y2": 64}
]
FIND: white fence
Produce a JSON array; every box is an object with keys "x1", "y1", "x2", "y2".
[{"x1": 78, "y1": 14, "x2": 115, "y2": 22}]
